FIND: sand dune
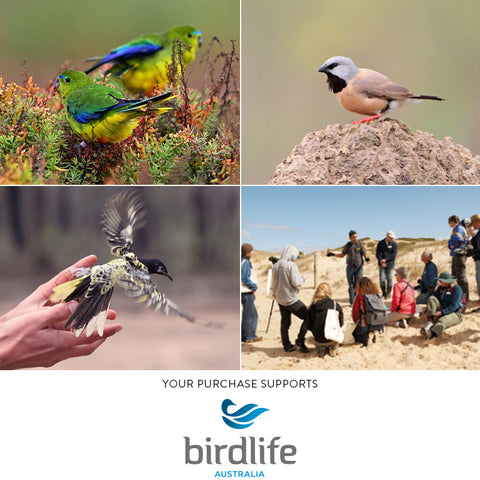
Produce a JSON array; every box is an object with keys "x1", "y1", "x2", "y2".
[{"x1": 242, "y1": 239, "x2": 480, "y2": 369}]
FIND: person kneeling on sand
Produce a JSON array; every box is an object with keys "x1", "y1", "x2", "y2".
[
  {"x1": 352, "y1": 277, "x2": 384, "y2": 347},
  {"x1": 421, "y1": 272, "x2": 464, "y2": 340},
  {"x1": 306, "y1": 282, "x2": 344, "y2": 358},
  {"x1": 387, "y1": 267, "x2": 416, "y2": 329},
  {"x1": 272, "y1": 245, "x2": 309, "y2": 353}
]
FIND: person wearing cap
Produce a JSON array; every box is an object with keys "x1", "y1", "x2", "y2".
[
  {"x1": 469, "y1": 214, "x2": 480, "y2": 302},
  {"x1": 387, "y1": 267, "x2": 416, "y2": 328},
  {"x1": 415, "y1": 251, "x2": 438, "y2": 304},
  {"x1": 327, "y1": 230, "x2": 369, "y2": 305},
  {"x1": 375, "y1": 230, "x2": 398, "y2": 299},
  {"x1": 448, "y1": 215, "x2": 469, "y2": 301},
  {"x1": 271, "y1": 245, "x2": 309, "y2": 353},
  {"x1": 241, "y1": 243, "x2": 262, "y2": 344},
  {"x1": 420, "y1": 271, "x2": 464, "y2": 340}
]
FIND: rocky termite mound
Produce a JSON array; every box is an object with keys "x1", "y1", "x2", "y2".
[{"x1": 269, "y1": 118, "x2": 480, "y2": 185}]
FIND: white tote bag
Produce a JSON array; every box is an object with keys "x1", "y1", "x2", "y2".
[
  {"x1": 341, "y1": 320, "x2": 356, "y2": 344},
  {"x1": 324, "y1": 301, "x2": 344, "y2": 343}
]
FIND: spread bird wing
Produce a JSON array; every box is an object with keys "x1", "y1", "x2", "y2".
[
  {"x1": 101, "y1": 191, "x2": 146, "y2": 256},
  {"x1": 354, "y1": 69, "x2": 413, "y2": 100},
  {"x1": 118, "y1": 267, "x2": 219, "y2": 328}
]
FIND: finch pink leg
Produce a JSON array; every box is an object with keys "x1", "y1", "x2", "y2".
[{"x1": 352, "y1": 114, "x2": 382, "y2": 124}]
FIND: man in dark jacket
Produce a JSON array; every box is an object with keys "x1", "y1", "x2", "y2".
[
  {"x1": 327, "y1": 230, "x2": 369, "y2": 305},
  {"x1": 415, "y1": 250, "x2": 438, "y2": 304},
  {"x1": 375, "y1": 230, "x2": 397, "y2": 299}
]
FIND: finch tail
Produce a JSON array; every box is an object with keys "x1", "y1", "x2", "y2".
[{"x1": 410, "y1": 95, "x2": 444, "y2": 101}]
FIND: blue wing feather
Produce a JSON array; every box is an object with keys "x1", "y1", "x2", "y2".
[{"x1": 85, "y1": 40, "x2": 162, "y2": 74}]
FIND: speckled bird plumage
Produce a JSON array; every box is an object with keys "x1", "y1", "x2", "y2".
[
  {"x1": 55, "y1": 70, "x2": 173, "y2": 142},
  {"x1": 84, "y1": 26, "x2": 203, "y2": 96},
  {"x1": 50, "y1": 191, "x2": 212, "y2": 337}
]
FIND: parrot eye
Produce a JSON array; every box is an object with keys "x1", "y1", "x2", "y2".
[{"x1": 187, "y1": 33, "x2": 192, "y2": 38}]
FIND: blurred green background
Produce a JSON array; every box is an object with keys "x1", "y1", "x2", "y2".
[
  {"x1": 0, "y1": 0, "x2": 239, "y2": 88},
  {"x1": 242, "y1": 0, "x2": 480, "y2": 184}
]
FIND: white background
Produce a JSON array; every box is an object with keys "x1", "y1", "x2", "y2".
[{"x1": 1, "y1": 370, "x2": 478, "y2": 479}]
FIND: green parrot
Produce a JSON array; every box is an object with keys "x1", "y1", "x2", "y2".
[
  {"x1": 84, "y1": 25, "x2": 203, "y2": 96},
  {"x1": 55, "y1": 69, "x2": 173, "y2": 143}
]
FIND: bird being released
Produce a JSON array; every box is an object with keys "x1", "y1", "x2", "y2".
[
  {"x1": 55, "y1": 70, "x2": 173, "y2": 143},
  {"x1": 50, "y1": 192, "x2": 213, "y2": 337},
  {"x1": 317, "y1": 56, "x2": 444, "y2": 124},
  {"x1": 84, "y1": 26, "x2": 203, "y2": 96}
]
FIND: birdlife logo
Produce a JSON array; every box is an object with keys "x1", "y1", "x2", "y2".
[
  {"x1": 221, "y1": 399, "x2": 269, "y2": 430},
  {"x1": 184, "y1": 398, "x2": 298, "y2": 474}
]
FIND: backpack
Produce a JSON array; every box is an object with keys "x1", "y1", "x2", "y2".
[{"x1": 363, "y1": 294, "x2": 388, "y2": 326}]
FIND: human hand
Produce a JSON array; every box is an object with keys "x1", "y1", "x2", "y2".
[{"x1": 0, "y1": 255, "x2": 122, "y2": 369}]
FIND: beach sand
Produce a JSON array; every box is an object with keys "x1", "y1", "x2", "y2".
[{"x1": 242, "y1": 239, "x2": 480, "y2": 370}]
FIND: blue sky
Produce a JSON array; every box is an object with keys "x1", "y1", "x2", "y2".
[{"x1": 242, "y1": 186, "x2": 479, "y2": 252}]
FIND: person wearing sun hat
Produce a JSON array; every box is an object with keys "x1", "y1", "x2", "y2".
[{"x1": 420, "y1": 271, "x2": 464, "y2": 340}]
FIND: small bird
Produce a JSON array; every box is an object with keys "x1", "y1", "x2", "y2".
[
  {"x1": 50, "y1": 191, "x2": 213, "y2": 337},
  {"x1": 318, "y1": 56, "x2": 444, "y2": 124},
  {"x1": 55, "y1": 70, "x2": 173, "y2": 143},
  {"x1": 84, "y1": 26, "x2": 203, "y2": 96}
]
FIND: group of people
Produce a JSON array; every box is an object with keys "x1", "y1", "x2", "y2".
[{"x1": 241, "y1": 213, "x2": 480, "y2": 357}]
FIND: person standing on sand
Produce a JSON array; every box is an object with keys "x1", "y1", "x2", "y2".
[
  {"x1": 448, "y1": 215, "x2": 469, "y2": 301},
  {"x1": 469, "y1": 214, "x2": 480, "y2": 302},
  {"x1": 271, "y1": 245, "x2": 309, "y2": 353},
  {"x1": 327, "y1": 230, "x2": 370, "y2": 305},
  {"x1": 375, "y1": 230, "x2": 397, "y2": 299},
  {"x1": 241, "y1": 243, "x2": 262, "y2": 343}
]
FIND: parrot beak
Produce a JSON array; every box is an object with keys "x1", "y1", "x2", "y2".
[{"x1": 53, "y1": 78, "x2": 59, "y2": 90}]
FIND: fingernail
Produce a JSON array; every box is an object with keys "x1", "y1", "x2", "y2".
[{"x1": 67, "y1": 301, "x2": 78, "y2": 314}]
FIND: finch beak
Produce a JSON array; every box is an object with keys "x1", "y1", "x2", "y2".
[{"x1": 159, "y1": 270, "x2": 173, "y2": 282}]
